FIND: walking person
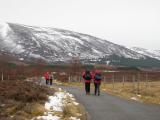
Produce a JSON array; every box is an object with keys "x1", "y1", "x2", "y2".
[
  {"x1": 44, "y1": 72, "x2": 49, "y2": 85},
  {"x1": 49, "y1": 72, "x2": 54, "y2": 85},
  {"x1": 94, "y1": 70, "x2": 102, "y2": 96},
  {"x1": 82, "y1": 69, "x2": 92, "y2": 95}
]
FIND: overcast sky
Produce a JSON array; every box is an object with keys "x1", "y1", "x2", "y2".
[{"x1": 0, "y1": 0, "x2": 160, "y2": 50}]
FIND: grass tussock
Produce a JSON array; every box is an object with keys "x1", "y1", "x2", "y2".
[
  {"x1": 62, "y1": 96, "x2": 87, "y2": 120},
  {"x1": 0, "y1": 80, "x2": 55, "y2": 120}
]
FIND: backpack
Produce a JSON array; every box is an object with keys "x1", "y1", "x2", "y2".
[
  {"x1": 84, "y1": 71, "x2": 92, "y2": 80},
  {"x1": 94, "y1": 73, "x2": 101, "y2": 81}
]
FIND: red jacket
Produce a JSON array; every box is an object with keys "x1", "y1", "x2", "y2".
[
  {"x1": 44, "y1": 72, "x2": 49, "y2": 80},
  {"x1": 82, "y1": 71, "x2": 93, "y2": 83},
  {"x1": 93, "y1": 70, "x2": 102, "y2": 84}
]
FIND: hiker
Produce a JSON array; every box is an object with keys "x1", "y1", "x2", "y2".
[
  {"x1": 44, "y1": 72, "x2": 49, "y2": 85},
  {"x1": 49, "y1": 72, "x2": 54, "y2": 85},
  {"x1": 93, "y1": 70, "x2": 102, "y2": 96},
  {"x1": 82, "y1": 70, "x2": 92, "y2": 95}
]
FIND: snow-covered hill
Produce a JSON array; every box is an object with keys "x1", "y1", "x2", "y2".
[
  {"x1": 130, "y1": 47, "x2": 160, "y2": 60},
  {"x1": 0, "y1": 22, "x2": 148, "y2": 64}
]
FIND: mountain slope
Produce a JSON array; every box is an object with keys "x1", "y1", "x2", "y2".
[
  {"x1": 0, "y1": 22, "x2": 160, "y2": 67},
  {"x1": 130, "y1": 47, "x2": 160, "y2": 60}
]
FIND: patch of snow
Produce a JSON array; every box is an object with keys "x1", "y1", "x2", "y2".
[
  {"x1": 58, "y1": 88, "x2": 62, "y2": 91},
  {"x1": 60, "y1": 34, "x2": 84, "y2": 45},
  {"x1": 29, "y1": 53, "x2": 47, "y2": 60},
  {"x1": 32, "y1": 37, "x2": 41, "y2": 47},
  {"x1": 10, "y1": 44, "x2": 25, "y2": 53},
  {"x1": 36, "y1": 114, "x2": 60, "y2": 120},
  {"x1": 0, "y1": 22, "x2": 11, "y2": 38},
  {"x1": 10, "y1": 116, "x2": 14, "y2": 118},
  {"x1": 76, "y1": 113, "x2": 82, "y2": 116},
  {"x1": 0, "y1": 104, "x2": 5, "y2": 107},
  {"x1": 131, "y1": 97, "x2": 138, "y2": 101},
  {"x1": 19, "y1": 58, "x2": 24, "y2": 61},
  {"x1": 0, "y1": 36, "x2": 25, "y2": 54},
  {"x1": 106, "y1": 61, "x2": 110, "y2": 65},
  {"x1": 73, "y1": 102, "x2": 79, "y2": 106},
  {"x1": 66, "y1": 93, "x2": 74, "y2": 98},
  {"x1": 68, "y1": 52, "x2": 73, "y2": 56},
  {"x1": 36, "y1": 89, "x2": 80, "y2": 120},
  {"x1": 45, "y1": 92, "x2": 67, "y2": 111},
  {"x1": 80, "y1": 35, "x2": 91, "y2": 41},
  {"x1": 69, "y1": 117, "x2": 80, "y2": 120},
  {"x1": 92, "y1": 48, "x2": 103, "y2": 56},
  {"x1": 137, "y1": 94, "x2": 141, "y2": 97}
]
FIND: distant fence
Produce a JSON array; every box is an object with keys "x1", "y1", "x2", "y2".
[
  {"x1": 101, "y1": 71, "x2": 160, "y2": 94},
  {"x1": 102, "y1": 71, "x2": 160, "y2": 83}
]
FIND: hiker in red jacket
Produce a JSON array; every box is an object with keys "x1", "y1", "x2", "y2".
[
  {"x1": 93, "y1": 70, "x2": 102, "y2": 96},
  {"x1": 82, "y1": 70, "x2": 93, "y2": 95},
  {"x1": 44, "y1": 72, "x2": 49, "y2": 85}
]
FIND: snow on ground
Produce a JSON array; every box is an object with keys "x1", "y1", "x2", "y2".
[
  {"x1": 131, "y1": 97, "x2": 139, "y2": 101},
  {"x1": 36, "y1": 114, "x2": 60, "y2": 120},
  {"x1": 45, "y1": 91, "x2": 66, "y2": 112},
  {"x1": 70, "y1": 116, "x2": 80, "y2": 120},
  {"x1": 0, "y1": 22, "x2": 11, "y2": 38},
  {"x1": 34, "y1": 88, "x2": 80, "y2": 120}
]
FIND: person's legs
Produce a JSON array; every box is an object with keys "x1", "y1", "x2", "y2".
[
  {"x1": 46, "y1": 79, "x2": 48, "y2": 85},
  {"x1": 97, "y1": 83, "x2": 100, "y2": 96},
  {"x1": 50, "y1": 79, "x2": 52, "y2": 85},
  {"x1": 88, "y1": 83, "x2": 90, "y2": 94},
  {"x1": 94, "y1": 83, "x2": 98, "y2": 95},
  {"x1": 85, "y1": 83, "x2": 88, "y2": 94},
  {"x1": 85, "y1": 83, "x2": 90, "y2": 95},
  {"x1": 47, "y1": 79, "x2": 49, "y2": 85}
]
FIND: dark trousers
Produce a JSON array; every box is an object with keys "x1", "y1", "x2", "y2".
[
  {"x1": 46, "y1": 79, "x2": 49, "y2": 85},
  {"x1": 85, "y1": 83, "x2": 90, "y2": 94},
  {"x1": 94, "y1": 83, "x2": 100, "y2": 95},
  {"x1": 50, "y1": 79, "x2": 53, "y2": 85}
]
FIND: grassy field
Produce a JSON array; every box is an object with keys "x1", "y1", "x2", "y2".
[
  {"x1": 0, "y1": 80, "x2": 55, "y2": 120},
  {"x1": 60, "y1": 81, "x2": 160, "y2": 104},
  {"x1": 101, "y1": 81, "x2": 160, "y2": 104}
]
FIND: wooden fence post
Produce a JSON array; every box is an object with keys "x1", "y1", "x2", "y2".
[
  {"x1": 122, "y1": 75, "x2": 125, "y2": 88},
  {"x1": 1, "y1": 69, "x2": 3, "y2": 81},
  {"x1": 112, "y1": 73, "x2": 115, "y2": 89},
  {"x1": 132, "y1": 74, "x2": 136, "y2": 94},
  {"x1": 137, "y1": 72, "x2": 140, "y2": 94},
  {"x1": 68, "y1": 75, "x2": 71, "y2": 83},
  {"x1": 145, "y1": 73, "x2": 148, "y2": 89},
  {"x1": 104, "y1": 76, "x2": 106, "y2": 83},
  {"x1": 8, "y1": 75, "x2": 9, "y2": 80}
]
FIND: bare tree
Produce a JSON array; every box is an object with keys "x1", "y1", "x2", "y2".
[{"x1": 70, "y1": 53, "x2": 82, "y2": 82}]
